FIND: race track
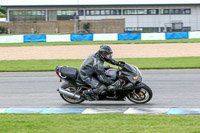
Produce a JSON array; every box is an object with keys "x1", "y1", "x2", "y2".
[{"x1": 0, "y1": 69, "x2": 200, "y2": 108}]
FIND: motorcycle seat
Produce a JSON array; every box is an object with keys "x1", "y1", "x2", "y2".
[{"x1": 59, "y1": 66, "x2": 79, "y2": 80}]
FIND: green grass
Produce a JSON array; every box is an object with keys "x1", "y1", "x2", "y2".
[
  {"x1": 1, "y1": 38, "x2": 200, "y2": 47},
  {"x1": 0, "y1": 57, "x2": 200, "y2": 72},
  {"x1": 0, "y1": 114, "x2": 199, "y2": 133}
]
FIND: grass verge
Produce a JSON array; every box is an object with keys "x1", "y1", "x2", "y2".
[
  {"x1": 0, "y1": 114, "x2": 199, "y2": 133},
  {"x1": 0, "y1": 38, "x2": 200, "y2": 47},
  {"x1": 0, "y1": 57, "x2": 200, "y2": 72}
]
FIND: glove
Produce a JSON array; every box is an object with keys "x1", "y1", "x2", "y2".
[{"x1": 117, "y1": 61, "x2": 125, "y2": 67}]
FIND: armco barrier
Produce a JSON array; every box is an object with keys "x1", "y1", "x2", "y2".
[
  {"x1": 71, "y1": 34, "x2": 93, "y2": 41},
  {"x1": 118, "y1": 33, "x2": 141, "y2": 40},
  {"x1": 189, "y1": 31, "x2": 200, "y2": 39},
  {"x1": 165, "y1": 32, "x2": 189, "y2": 40},
  {"x1": 24, "y1": 35, "x2": 46, "y2": 42},
  {"x1": 141, "y1": 33, "x2": 165, "y2": 40},
  {"x1": 0, "y1": 35, "x2": 23, "y2": 43},
  {"x1": 46, "y1": 35, "x2": 71, "y2": 42},
  {"x1": 93, "y1": 33, "x2": 118, "y2": 41},
  {"x1": 0, "y1": 32, "x2": 200, "y2": 43}
]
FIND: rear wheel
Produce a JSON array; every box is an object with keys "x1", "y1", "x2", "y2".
[
  {"x1": 60, "y1": 87, "x2": 84, "y2": 104},
  {"x1": 60, "y1": 82, "x2": 84, "y2": 104},
  {"x1": 127, "y1": 83, "x2": 153, "y2": 104}
]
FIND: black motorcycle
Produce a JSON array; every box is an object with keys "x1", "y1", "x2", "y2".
[{"x1": 55, "y1": 61, "x2": 153, "y2": 104}]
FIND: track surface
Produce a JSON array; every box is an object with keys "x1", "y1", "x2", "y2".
[{"x1": 0, "y1": 69, "x2": 200, "y2": 108}]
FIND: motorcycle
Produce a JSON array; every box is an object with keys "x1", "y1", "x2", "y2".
[{"x1": 55, "y1": 61, "x2": 153, "y2": 104}]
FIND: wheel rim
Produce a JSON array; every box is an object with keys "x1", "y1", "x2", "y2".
[
  {"x1": 62, "y1": 87, "x2": 83, "y2": 103},
  {"x1": 127, "y1": 88, "x2": 150, "y2": 103}
]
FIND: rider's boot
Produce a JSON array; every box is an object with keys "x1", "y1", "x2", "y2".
[{"x1": 83, "y1": 88, "x2": 95, "y2": 101}]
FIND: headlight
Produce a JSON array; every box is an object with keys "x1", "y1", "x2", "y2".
[{"x1": 133, "y1": 76, "x2": 138, "y2": 79}]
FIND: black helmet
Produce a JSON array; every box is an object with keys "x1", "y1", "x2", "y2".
[{"x1": 98, "y1": 44, "x2": 113, "y2": 60}]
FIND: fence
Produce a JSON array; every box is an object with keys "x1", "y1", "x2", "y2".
[
  {"x1": 0, "y1": 19, "x2": 125, "y2": 34},
  {"x1": 0, "y1": 31, "x2": 200, "y2": 43}
]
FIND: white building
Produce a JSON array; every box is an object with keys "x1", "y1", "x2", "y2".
[{"x1": 1, "y1": 0, "x2": 200, "y2": 32}]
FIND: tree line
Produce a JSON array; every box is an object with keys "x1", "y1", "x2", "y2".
[{"x1": 0, "y1": 7, "x2": 6, "y2": 18}]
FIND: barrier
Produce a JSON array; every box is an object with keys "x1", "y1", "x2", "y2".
[
  {"x1": 0, "y1": 32, "x2": 200, "y2": 43},
  {"x1": 0, "y1": 35, "x2": 23, "y2": 43},
  {"x1": 71, "y1": 34, "x2": 93, "y2": 41},
  {"x1": 46, "y1": 35, "x2": 71, "y2": 42},
  {"x1": 24, "y1": 35, "x2": 46, "y2": 42},
  {"x1": 93, "y1": 33, "x2": 118, "y2": 41},
  {"x1": 141, "y1": 33, "x2": 165, "y2": 40},
  {"x1": 165, "y1": 32, "x2": 189, "y2": 40},
  {"x1": 189, "y1": 31, "x2": 200, "y2": 39},
  {"x1": 118, "y1": 33, "x2": 141, "y2": 40}
]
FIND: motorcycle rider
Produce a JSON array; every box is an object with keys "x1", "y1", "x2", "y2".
[{"x1": 79, "y1": 44, "x2": 123, "y2": 101}]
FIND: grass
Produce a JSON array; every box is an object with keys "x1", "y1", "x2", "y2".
[
  {"x1": 0, "y1": 57, "x2": 200, "y2": 72},
  {"x1": 0, "y1": 114, "x2": 199, "y2": 133},
  {"x1": 0, "y1": 38, "x2": 200, "y2": 47}
]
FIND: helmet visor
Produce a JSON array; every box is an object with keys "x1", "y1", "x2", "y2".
[{"x1": 106, "y1": 54, "x2": 113, "y2": 59}]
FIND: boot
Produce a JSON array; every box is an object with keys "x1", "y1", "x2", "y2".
[{"x1": 84, "y1": 89, "x2": 95, "y2": 101}]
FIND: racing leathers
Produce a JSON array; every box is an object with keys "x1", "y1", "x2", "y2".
[{"x1": 79, "y1": 52, "x2": 119, "y2": 94}]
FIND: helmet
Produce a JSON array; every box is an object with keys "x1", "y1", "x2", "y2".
[{"x1": 98, "y1": 45, "x2": 113, "y2": 60}]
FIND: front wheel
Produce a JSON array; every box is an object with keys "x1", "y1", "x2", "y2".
[{"x1": 127, "y1": 83, "x2": 153, "y2": 104}]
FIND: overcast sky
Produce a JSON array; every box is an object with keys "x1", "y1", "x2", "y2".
[{"x1": 1, "y1": 0, "x2": 200, "y2": 6}]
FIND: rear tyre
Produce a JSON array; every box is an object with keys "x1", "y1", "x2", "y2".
[
  {"x1": 127, "y1": 83, "x2": 153, "y2": 104},
  {"x1": 60, "y1": 82, "x2": 84, "y2": 104}
]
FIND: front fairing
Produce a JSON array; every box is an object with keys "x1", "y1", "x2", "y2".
[
  {"x1": 121, "y1": 63, "x2": 142, "y2": 84},
  {"x1": 122, "y1": 63, "x2": 137, "y2": 73}
]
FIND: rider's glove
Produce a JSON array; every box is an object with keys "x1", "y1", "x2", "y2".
[{"x1": 117, "y1": 61, "x2": 125, "y2": 67}]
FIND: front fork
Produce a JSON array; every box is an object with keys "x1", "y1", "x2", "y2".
[{"x1": 134, "y1": 82, "x2": 145, "y2": 93}]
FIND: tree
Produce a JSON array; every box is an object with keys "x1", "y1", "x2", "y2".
[
  {"x1": 0, "y1": 7, "x2": 6, "y2": 14},
  {"x1": 0, "y1": 25, "x2": 8, "y2": 34},
  {"x1": 0, "y1": 7, "x2": 6, "y2": 18},
  {"x1": 83, "y1": 22, "x2": 90, "y2": 33},
  {"x1": 0, "y1": 12, "x2": 6, "y2": 18}
]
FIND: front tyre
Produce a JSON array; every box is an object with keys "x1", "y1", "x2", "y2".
[{"x1": 127, "y1": 83, "x2": 153, "y2": 104}]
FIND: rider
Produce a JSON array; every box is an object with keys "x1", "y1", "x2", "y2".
[{"x1": 79, "y1": 44, "x2": 123, "y2": 101}]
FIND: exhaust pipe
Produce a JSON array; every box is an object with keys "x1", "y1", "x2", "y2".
[{"x1": 58, "y1": 88, "x2": 81, "y2": 99}]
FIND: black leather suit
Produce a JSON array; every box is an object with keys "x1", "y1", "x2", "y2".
[{"x1": 79, "y1": 52, "x2": 118, "y2": 94}]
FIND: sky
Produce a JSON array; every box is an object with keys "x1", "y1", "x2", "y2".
[{"x1": 1, "y1": 0, "x2": 200, "y2": 6}]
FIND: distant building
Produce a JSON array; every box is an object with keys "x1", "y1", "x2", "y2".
[{"x1": 1, "y1": 0, "x2": 200, "y2": 32}]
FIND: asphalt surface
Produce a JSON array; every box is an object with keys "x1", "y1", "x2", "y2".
[{"x1": 0, "y1": 69, "x2": 200, "y2": 108}]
